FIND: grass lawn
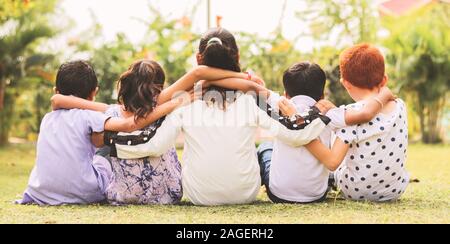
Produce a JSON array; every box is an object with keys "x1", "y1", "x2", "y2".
[{"x1": 0, "y1": 143, "x2": 449, "y2": 224}]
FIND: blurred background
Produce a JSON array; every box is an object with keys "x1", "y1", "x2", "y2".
[{"x1": 0, "y1": 0, "x2": 448, "y2": 146}]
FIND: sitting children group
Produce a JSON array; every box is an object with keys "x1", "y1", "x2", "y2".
[{"x1": 18, "y1": 28, "x2": 409, "y2": 206}]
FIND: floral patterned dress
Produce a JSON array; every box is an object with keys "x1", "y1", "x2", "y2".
[{"x1": 104, "y1": 105, "x2": 182, "y2": 205}]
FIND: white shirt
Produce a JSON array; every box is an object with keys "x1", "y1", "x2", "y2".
[
  {"x1": 266, "y1": 93, "x2": 331, "y2": 202},
  {"x1": 329, "y1": 99, "x2": 410, "y2": 201},
  {"x1": 115, "y1": 94, "x2": 327, "y2": 206}
]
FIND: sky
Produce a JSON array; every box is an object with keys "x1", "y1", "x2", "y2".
[{"x1": 60, "y1": 0, "x2": 315, "y2": 51}]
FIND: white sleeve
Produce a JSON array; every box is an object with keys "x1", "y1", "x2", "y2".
[
  {"x1": 115, "y1": 109, "x2": 183, "y2": 159},
  {"x1": 266, "y1": 90, "x2": 282, "y2": 110},
  {"x1": 255, "y1": 100, "x2": 327, "y2": 147},
  {"x1": 326, "y1": 106, "x2": 347, "y2": 131}
]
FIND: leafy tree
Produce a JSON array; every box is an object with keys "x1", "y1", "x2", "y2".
[
  {"x1": 297, "y1": 0, "x2": 380, "y2": 106},
  {"x1": 0, "y1": 0, "x2": 58, "y2": 145},
  {"x1": 384, "y1": 3, "x2": 450, "y2": 143},
  {"x1": 89, "y1": 34, "x2": 137, "y2": 104},
  {"x1": 139, "y1": 5, "x2": 199, "y2": 84},
  {"x1": 238, "y1": 32, "x2": 301, "y2": 92}
]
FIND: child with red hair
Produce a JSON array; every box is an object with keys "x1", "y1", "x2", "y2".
[{"x1": 300, "y1": 44, "x2": 410, "y2": 202}]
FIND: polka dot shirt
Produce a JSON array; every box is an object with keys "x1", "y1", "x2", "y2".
[{"x1": 333, "y1": 99, "x2": 409, "y2": 202}]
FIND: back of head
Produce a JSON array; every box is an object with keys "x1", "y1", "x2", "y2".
[
  {"x1": 117, "y1": 59, "x2": 165, "y2": 120},
  {"x1": 283, "y1": 62, "x2": 326, "y2": 101},
  {"x1": 198, "y1": 28, "x2": 241, "y2": 108},
  {"x1": 199, "y1": 27, "x2": 241, "y2": 72},
  {"x1": 339, "y1": 43, "x2": 385, "y2": 89},
  {"x1": 55, "y1": 60, "x2": 98, "y2": 99}
]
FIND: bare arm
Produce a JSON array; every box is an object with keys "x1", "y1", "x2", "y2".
[
  {"x1": 344, "y1": 87, "x2": 395, "y2": 125},
  {"x1": 51, "y1": 94, "x2": 109, "y2": 112},
  {"x1": 91, "y1": 132, "x2": 105, "y2": 148},
  {"x1": 104, "y1": 98, "x2": 184, "y2": 133},
  {"x1": 207, "y1": 78, "x2": 271, "y2": 98},
  {"x1": 157, "y1": 65, "x2": 251, "y2": 104},
  {"x1": 305, "y1": 138, "x2": 350, "y2": 171}
]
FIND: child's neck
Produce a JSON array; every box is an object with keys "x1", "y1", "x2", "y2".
[{"x1": 352, "y1": 88, "x2": 379, "y2": 102}]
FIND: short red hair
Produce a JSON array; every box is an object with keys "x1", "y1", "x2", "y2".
[{"x1": 339, "y1": 43, "x2": 385, "y2": 89}]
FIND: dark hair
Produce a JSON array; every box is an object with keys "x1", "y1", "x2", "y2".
[
  {"x1": 117, "y1": 60, "x2": 165, "y2": 121},
  {"x1": 55, "y1": 60, "x2": 98, "y2": 99},
  {"x1": 340, "y1": 43, "x2": 385, "y2": 89},
  {"x1": 199, "y1": 28, "x2": 241, "y2": 72},
  {"x1": 283, "y1": 62, "x2": 326, "y2": 101},
  {"x1": 198, "y1": 28, "x2": 240, "y2": 108}
]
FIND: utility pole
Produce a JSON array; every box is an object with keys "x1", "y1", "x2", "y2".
[{"x1": 207, "y1": 0, "x2": 211, "y2": 29}]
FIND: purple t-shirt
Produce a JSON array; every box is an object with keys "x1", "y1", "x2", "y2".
[{"x1": 20, "y1": 109, "x2": 109, "y2": 205}]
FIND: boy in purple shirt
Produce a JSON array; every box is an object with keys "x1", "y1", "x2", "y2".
[{"x1": 18, "y1": 61, "x2": 113, "y2": 205}]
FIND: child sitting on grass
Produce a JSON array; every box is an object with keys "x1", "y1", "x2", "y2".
[
  {"x1": 256, "y1": 62, "x2": 394, "y2": 204},
  {"x1": 304, "y1": 44, "x2": 409, "y2": 202},
  {"x1": 17, "y1": 61, "x2": 132, "y2": 205}
]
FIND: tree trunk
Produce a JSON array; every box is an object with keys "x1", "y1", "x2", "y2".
[
  {"x1": 420, "y1": 98, "x2": 444, "y2": 144},
  {"x1": 0, "y1": 72, "x2": 5, "y2": 111},
  {"x1": 0, "y1": 92, "x2": 14, "y2": 147},
  {"x1": 0, "y1": 80, "x2": 5, "y2": 111}
]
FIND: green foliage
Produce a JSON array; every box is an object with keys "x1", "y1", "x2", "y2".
[
  {"x1": 298, "y1": 0, "x2": 380, "y2": 46},
  {"x1": 238, "y1": 32, "x2": 301, "y2": 92},
  {"x1": 0, "y1": 0, "x2": 59, "y2": 145},
  {"x1": 89, "y1": 34, "x2": 137, "y2": 104},
  {"x1": 384, "y1": 3, "x2": 450, "y2": 143},
  {"x1": 140, "y1": 5, "x2": 199, "y2": 84},
  {"x1": 297, "y1": 0, "x2": 379, "y2": 106}
]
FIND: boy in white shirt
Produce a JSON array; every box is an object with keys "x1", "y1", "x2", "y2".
[{"x1": 258, "y1": 61, "x2": 394, "y2": 203}]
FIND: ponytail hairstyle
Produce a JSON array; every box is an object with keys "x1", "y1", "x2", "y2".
[
  {"x1": 198, "y1": 28, "x2": 241, "y2": 108},
  {"x1": 117, "y1": 60, "x2": 165, "y2": 121}
]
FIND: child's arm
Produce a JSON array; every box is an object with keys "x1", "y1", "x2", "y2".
[
  {"x1": 91, "y1": 132, "x2": 105, "y2": 148},
  {"x1": 335, "y1": 87, "x2": 395, "y2": 126},
  {"x1": 157, "y1": 65, "x2": 255, "y2": 104},
  {"x1": 114, "y1": 109, "x2": 184, "y2": 159},
  {"x1": 305, "y1": 138, "x2": 350, "y2": 171},
  {"x1": 206, "y1": 78, "x2": 271, "y2": 99},
  {"x1": 345, "y1": 87, "x2": 394, "y2": 125},
  {"x1": 51, "y1": 94, "x2": 109, "y2": 112},
  {"x1": 104, "y1": 98, "x2": 186, "y2": 133}
]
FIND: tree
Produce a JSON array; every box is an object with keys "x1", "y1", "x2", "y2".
[
  {"x1": 238, "y1": 32, "x2": 301, "y2": 92},
  {"x1": 297, "y1": 0, "x2": 380, "y2": 106},
  {"x1": 88, "y1": 34, "x2": 137, "y2": 104},
  {"x1": 139, "y1": 5, "x2": 199, "y2": 84},
  {"x1": 384, "y1": 3, "x2": 450, "y2": 143},
  {"x1": 0, "y1": 0, "x2": 58, "y2": 145}
]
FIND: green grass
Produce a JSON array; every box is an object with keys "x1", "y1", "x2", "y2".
[{"x1": 0, "y1": 143, "x2": 449, "y2": 224}]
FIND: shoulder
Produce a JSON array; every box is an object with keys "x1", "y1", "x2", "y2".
[
  {"x1": 105, "y1": 104, "x2": 121, "y2": 118},
  {"x1": 344, "y1": 101, "x2": 363, "y2": 111}
]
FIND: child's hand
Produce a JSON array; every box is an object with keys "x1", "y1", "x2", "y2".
[
  {"x1": 246, "y1": 70, "x2": 265, "y2": 87},
  {"x1": 250, "y1": 74, "x2": 266, "y2": 87},
  {"x1": 170, "y1": 89, "x2": 197, "y2": 110},
  {"x1": 379, "y1": 86, "x2": 396, "y2": 101},
  {"x1": 278, "y1": 98, "x2": 297, "y2": 117},
  {"x1": 315, "y1": 99, "x2": 336, "y2": 114}
]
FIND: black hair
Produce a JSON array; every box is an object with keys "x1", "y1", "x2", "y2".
[
  {"x1": 198, "y1": 28, "x2": 240, "y2": 108},
  {"x1": 199, "y1": 28, "x2": 241, "y2": 72},
  {"x1": 55, "y1": 60, "x2": 98, "y2": 99},
  {"x1": 117, "y1": 60, "x2": 165, "y2": 121},
  {"x1": 282, "y1": 62, "x2": 326, "y2": 101}
]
